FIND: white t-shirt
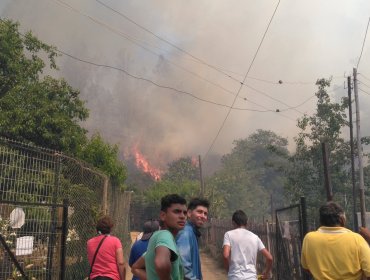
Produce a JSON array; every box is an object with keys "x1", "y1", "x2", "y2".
[{"x1": 223, "y1": 228, "x2": 265, "y2": 280}]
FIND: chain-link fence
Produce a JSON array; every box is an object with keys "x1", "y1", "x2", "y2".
[{"x1": 0, "y1": 137, "x2": 131, "y2": 280}]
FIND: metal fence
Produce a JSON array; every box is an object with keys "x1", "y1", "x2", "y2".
[
  {"x1": 201, "y1": 198, "x2": 309, "y2": 280},
  {"x1": 275, "y1": 197, "x2": 309, "y2": 280},
  {"x1": 0, "y1": 137, "x2": 131, "y2": 280}
]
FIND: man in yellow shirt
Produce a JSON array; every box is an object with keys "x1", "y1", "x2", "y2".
[{"x1": 301, "y1": 202, "x2": 370, "y2": 280}]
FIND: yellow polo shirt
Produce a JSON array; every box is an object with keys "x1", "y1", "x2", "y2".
[{"x1": 301, "y1": 226, "x2": 370, "y2": 280}]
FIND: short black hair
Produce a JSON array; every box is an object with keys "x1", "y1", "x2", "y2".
[
  {"x1": 96, "y1": 215, "x2": 114, "y2": 234},
  {"x1": 319, "y1": 202, "x2": 344, "y2": 226},
  {"x1": 188, "y1": 198, "x2": 210, "y2": 211},
  {"x1": 232, "y1": 210, "x2": 248, "y2": 226},
  {"x1": 161, "y1": 194, "x2": 187, "y2": 211}
]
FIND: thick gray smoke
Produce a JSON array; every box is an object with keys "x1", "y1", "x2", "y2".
[{"x1": 1, "y1": 0, "x2": 370, "y2": 173}]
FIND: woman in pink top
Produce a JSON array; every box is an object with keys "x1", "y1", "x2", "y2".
[{"x1": 87, "y1": 216, "x2": 126, "y2": 280}]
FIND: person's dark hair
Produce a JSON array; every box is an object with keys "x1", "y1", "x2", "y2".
[
  {"x1": 161, "y1": 194, "x2": 187, "y2": 212},
  {"x1": 232, "y1": 210, "x2": 248, "y2": 227},
  {"x1": 319, "y1": 202, "x2": 345, "y2": 226},
  {"x1": 96, "y1": 215, "x2": 114, "y2": 234},
  {"x1": 188, "y1": 197, "x2": 210, "y2": 211}
]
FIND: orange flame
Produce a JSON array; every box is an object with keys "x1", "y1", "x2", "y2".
[{"x1": 132, "y1": 146, "x2": 162, "y2": 181}]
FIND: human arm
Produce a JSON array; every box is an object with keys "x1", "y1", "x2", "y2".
[
  {"x1": 131, "y1": 256, "x2": 147, "y2": 280},
  {"x1": 176, "y1": 230, "x2": 198, "y2": 280},
  {"x1": 260, "y1": 248, "x2": 273, "y2": 279},
  {"x1": 360, "y1": 227, "x2": 370, "y2": 245},
  {"x1": 358, "y1": 235, "x2": 370, "y2": 280},
  {"x1": 116, "y1": 247, "x2": 126, "y2": 280},
  {"x1": 154, "y1": 246, "x2": 172, "y2": 280},
  {"x1": 222, "y1": 245, "x2": 230, "y2": 273}
]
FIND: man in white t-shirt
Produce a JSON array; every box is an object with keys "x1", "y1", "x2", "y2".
[{"x1": 222, "y1": 210, "x2": 273, "y2": 280}]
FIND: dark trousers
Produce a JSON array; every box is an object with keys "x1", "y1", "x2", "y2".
[{"x1": 92, "y1": 277, "x2": 114, "y2": 280}]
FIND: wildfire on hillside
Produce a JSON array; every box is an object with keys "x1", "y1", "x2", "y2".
[{"x1": 132, "y1": 146, "x2": 162, "y2": 181}]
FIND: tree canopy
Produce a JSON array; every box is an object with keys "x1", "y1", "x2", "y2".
[
  {"x1": 286, "y1": 78, "x2": 353, "y2": 226},
  {"x1": 0, "y1": 19, "x2": 88, "y2": 154},
  {"x1": 0, "y1": 19, "x2": 127, "y2": 185},
  {"x1": 209, "y1": 129, "x2": 289, "y2": 219}
]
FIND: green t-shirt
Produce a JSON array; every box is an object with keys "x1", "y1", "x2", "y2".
[{"x1": 144, "y1": 230, "x2": 184, "y2": 280}]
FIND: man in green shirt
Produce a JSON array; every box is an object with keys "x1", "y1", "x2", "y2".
[{"x1": 132, "y1": 194, "x2": 187, "y2": 280}]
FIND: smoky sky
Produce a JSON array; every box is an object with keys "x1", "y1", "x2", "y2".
[{"x1": 1, "y1": 0, "x2": 370, "y2": 172}]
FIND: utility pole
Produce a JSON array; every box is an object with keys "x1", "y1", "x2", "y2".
[
  {"x1": 198, "y1": 155, "x2": 205, "y2": 197},
  {"x1": 353, "y1": 67, "x2": 367, "y2": 227},
  {"x1": 322, "y1": 142, "x2": 333, "y2": 201},
  {"x1": 348, "y1": 76, "x2": 358, "y2": 231}
]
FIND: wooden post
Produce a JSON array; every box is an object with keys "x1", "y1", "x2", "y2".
[
  {"x1": 348, "y1": 76, "x2": 358, "y2": 231},
  {"x1": 321, "y1": 142, "x2": 333, "y2": 201},
  {"x1": 102, "y1": 176, "x2": 109, "y2": 215},
  {"x1": 353, "y1": 68, "x2": 367, "y2": 227}
]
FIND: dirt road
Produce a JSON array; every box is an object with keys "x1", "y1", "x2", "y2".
[{"x1": 200, "y1": 250, "x2": 227, "y2": 280}]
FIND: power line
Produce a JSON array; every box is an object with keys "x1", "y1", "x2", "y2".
[
  {"x1": 52, "y1": 0, "x2": 245, "y2": 102},
  {"x1": 358, "y1": 80, "x2": 370, "y2": 88},
  {"x1": 357, "y1": 17, "x2": 370, "y2": 70},
  {"x1": 359, "y1": 73, "x2": 370, "y2": 82},
  {"x1": 94, "y1": 0, "x2": 334, "y2": 88},
  {"x1": 279, "y1": 95, "x2": 315, "y2": 112},
  {"x1": 94, "y1": 0, "x2": 242, "y2": 84},
  {"x1": 57, "y1": 50, "x2": 299, "y2": 118},
  {"x1": 3, "y1": 15, "x2": 302, "y2": 117},
  {"x1": 359, "y1": 88, "x2": 370, "y2": 95},
  {"x1": 57, "y1": 49, "x2": 272, "y2": 111},
  {"x1": 53, "y1": 0, "x2": 327, "y2": 112},
  {"x1": 58, "y1": 48, "x2": 302, "y2": 113},
  {"x1": 49, "y1": 0, "x2": 308, "y2": 118},
  {"x1": 242, "y1": 83, "x2": 304, "y2": 114},
  {"x1": 202, "y1": 0, "x2": 281, "y2": 163}
]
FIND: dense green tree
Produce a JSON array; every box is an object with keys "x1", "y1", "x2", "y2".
[
  {"x1": 78, "y1": 133, "x2": 127, "y2": 188},
  {"x1": 0, "y1": 19, "x2": 88, "y2": 154},
  {"x1": 162, "y1": 157, "x2": 199, "y2": 183},
  {"x1": 145, "y1": 179, "x2": 199, "y2": 205},
  {"x1": 210, "y1": 129, "x2": 289, "y2": 219},
  {"x1": 140, "y1": 157, "x2": 201, "y2": 209},
  {"x1": 286, "y1": 78, "x2": 352, "y2": 226}
]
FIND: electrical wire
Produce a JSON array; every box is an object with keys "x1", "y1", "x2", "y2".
[
  {"x1": 356, "y1": 17, "x2": 370, "y2": 70},
  {"x1": 2, "y1": 15, "x2": 302, "y2": 117},
  {"x1": 57, "y1": 51, "x2": 299, "y2": 118},
  {"x1": 94, "y1": 0, "x2": 242, "y2": 84},
  {"x1": 359, "y1": 88, "x2": 370, "y2": 95},
  {"x1": 50, "y1": 0, "x2": 339, "y2": 117},
  {"x1": 48, "y1": 0, "x2": 311, "y2": 118},
  {"x1": 202, "y1": 0, "x2": 281, "y2": 163},
  {"x1": 94, "y1": 0, "x2": 332, "y2": 88},
  {"x1": 57, "y1": 49, "x2": 269, "y2": 111},
  {"x1": 242, "y1": 84, "x2": 304, "y2": 114},
  {"x1": 358, "y1": 80, "x2": 370, "y2": 89},
  {"x1": 52, "y1": 0, "x2": 245, "y2": 102},
  {"x1": 359, "y1": 73, "x2": 370, "y2": 82}
]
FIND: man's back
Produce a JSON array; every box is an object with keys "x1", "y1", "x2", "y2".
[
  {"x1": 301, "y1": 226, "x2": 370, "y2": 280},
  {"x1": 223, "y1": 228, "x2": 265, "y2": 280}
]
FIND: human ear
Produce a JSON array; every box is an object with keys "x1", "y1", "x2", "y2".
[{"x1": 339, "y1": 214, "x2": 346, "y2": 227}]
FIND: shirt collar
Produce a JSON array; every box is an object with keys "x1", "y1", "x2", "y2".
[
  {"x1": 318, "y1": 226, "x2": 350, "y2": 234},
  {"x1": 188, "y1": 221, "x2": 201, "y2": 238}
]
